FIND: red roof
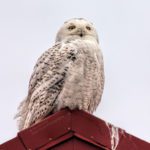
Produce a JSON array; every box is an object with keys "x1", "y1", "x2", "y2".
[{"x1": 0, "y1": 108, "x2": 150, "y2": 150}]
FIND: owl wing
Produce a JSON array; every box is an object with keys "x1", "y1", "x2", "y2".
[
  {"x1": 93, "y1": 52, "x2": 105, "y2": 112},
  {"x1": 28, "y1": 43, "x2": 61, "y2": 94},
  {"x1": 16, "y1": 42, "x2": 78, "y2": 130}
]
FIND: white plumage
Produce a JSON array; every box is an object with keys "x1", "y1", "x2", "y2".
[{"x1": 15, "y1": 18, "x2": 105, "y2": 130}]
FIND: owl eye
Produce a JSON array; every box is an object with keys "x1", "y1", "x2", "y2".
[
  {"x1": 68, "y1": 25, "x2": 76, "y2": 30},
  {"x1": 86, "y1": 26, "x2": 91, "y2": 31}
]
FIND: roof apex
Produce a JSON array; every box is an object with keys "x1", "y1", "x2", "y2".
[{"x1": 1, "y1": 108, "x2": 150, "y2": 150}]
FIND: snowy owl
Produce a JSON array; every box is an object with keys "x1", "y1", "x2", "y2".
[{"x1": 15, "y1": 18, "x2": 105, "y2": 130}]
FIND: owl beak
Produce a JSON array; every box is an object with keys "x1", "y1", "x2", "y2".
[
  {"x1": 80, "y1": 32, "x2": 83, "y2": 37},
  {"x1": 77, "y1": 28, "x2": 85, "y2": 37}
]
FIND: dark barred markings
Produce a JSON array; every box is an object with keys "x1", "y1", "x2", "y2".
[{"x1": 67, "y1": 49, "x2": 76, "y2": 61}]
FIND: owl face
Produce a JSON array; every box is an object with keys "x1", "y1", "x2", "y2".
[{"x1": 56, "y1": 18, "x2": 99, "y2": 43}]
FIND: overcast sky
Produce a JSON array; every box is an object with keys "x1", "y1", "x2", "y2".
[{"x1": 0, "y1": 0, "x2": 150, "y2": 144}]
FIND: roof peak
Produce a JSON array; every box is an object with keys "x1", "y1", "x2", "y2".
[{"x1": 1, "y1": 109, "x2": 150, "y2": 150}]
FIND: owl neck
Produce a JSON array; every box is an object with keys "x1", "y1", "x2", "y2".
[
  {"x1": 55, "y1": 34, "x2": 99, "y2": 44},
  {"x1": 57, "y1": 36, "x2": 98, "y2": 45}
]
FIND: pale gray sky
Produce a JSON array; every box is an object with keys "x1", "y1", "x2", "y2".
[{"x1": 0, "y1": 0, "x2": 150, "y2": 143}]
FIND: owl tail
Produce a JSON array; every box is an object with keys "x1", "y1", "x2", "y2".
[
  {"x1": 22, "y1": 111, "x2": 33, "y2": 130},
  {"x1": 14, "y1": 97, "x2": 30, "y2": 131}
]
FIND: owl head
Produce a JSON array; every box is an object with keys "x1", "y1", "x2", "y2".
[{"x1": 56, "y1": 18, "x2": 99, "y2": 43}]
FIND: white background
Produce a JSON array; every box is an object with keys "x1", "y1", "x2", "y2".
[{"x1": 0, "y1": 0, "x2": 150, "y2": 143}]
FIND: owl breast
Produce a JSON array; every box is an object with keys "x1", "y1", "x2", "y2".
[{"x1": 55, "y1": 39, "x2": 103, "y2": 113}]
